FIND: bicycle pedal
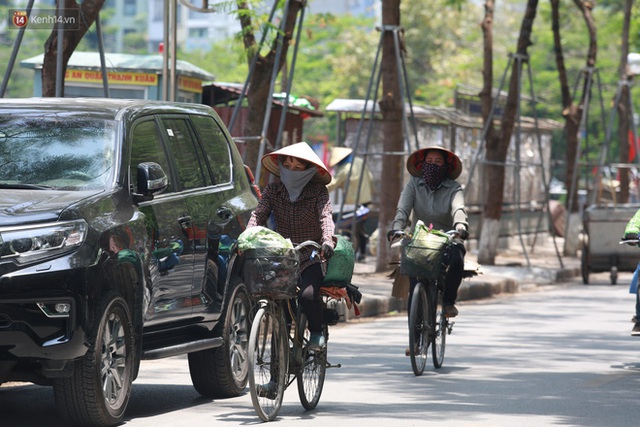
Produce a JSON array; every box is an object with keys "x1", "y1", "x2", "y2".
[
  {"x1": 323, "y1": 307, "x2": 340, "y2": 325},
  {"x1": 447, "y1": 322, "x2": 455, "y2": 334}
]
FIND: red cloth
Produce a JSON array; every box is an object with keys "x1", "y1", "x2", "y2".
[
  {"x1": 629, "y1": 130, "x2": 639, "y2": 163},
  {"x1": 320, "y1": 286, "x2": 361, "y2": 317}
]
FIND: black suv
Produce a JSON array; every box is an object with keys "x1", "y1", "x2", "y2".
[{"x1": 0, "y1": 98, "x2": 259, "y2": 426}]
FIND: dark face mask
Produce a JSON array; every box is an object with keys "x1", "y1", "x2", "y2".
[{"x1": 421, "y1": 162, "x2": 447, "y2": 190}]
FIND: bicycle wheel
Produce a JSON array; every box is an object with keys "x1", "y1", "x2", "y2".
[
  {"x1": 409, "y1": 282, "x2": 429, "y2": 376},
  {"x1": 295, "y1": 311, "x2": 327, "y2": 410},
  {"x1": 248, "y1": 304, "x2": 288, "y2": 422},
  {"x1": 430, "y1": 284, "x2": 447, "y2": 368}
]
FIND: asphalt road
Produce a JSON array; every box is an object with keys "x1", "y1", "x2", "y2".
[{"x1": 2, "y1": 272, "x2": 640, "y2": 427}]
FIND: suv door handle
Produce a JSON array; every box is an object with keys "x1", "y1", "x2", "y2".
[{"x1": 217, "y1": 207, "x2": 232, "y2": 220}]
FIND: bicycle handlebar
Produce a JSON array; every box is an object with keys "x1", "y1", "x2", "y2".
[
  {"x1": 620, "y1": 239, "x2": 640, "y2": 245},
  {"x1": 294, "y1": 240, "x2": 322, "y2": 251},
  {"x1": 388, "y1": 229, "x2": 459, "y2": 245},
  {"x1": 293, "y1": 240, "x2": 327, "y2": 261}
]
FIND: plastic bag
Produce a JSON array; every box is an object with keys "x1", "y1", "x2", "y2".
[
  {"x1": 237, "y1": 226, "x2": 293, "y2": 253},
  {"x1": 400, "y1": 221, "x2": 450, "y2": 280},
  {"x1": 238, "y1": 227, "x2": 299, "y2": 299},
  {"x1": 323, "y1": 235, "x2": 355, "y2": 285}
]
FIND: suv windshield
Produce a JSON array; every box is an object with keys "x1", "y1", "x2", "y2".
[{"x1": 0, "y1": 114, "x2": 117, "y2": 191}]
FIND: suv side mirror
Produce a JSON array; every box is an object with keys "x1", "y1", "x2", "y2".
[{"x1": 133, "y1": 162, "x2": 168, "y2": 204}]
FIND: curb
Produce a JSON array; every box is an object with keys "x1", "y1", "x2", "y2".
[{"x1": 338, "y1": 265, "x2": 582, "y2": 323}]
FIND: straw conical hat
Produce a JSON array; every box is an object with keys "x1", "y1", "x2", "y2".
[
  {"x1": 328, "y1": 146, "x2": 353, "y2": 168},
  {"x1": 261, "y1": 142, "x2": 332, "y2": 185},
  {"x1": 407, "y1": 146, "x2": 462, "y2": 179}
]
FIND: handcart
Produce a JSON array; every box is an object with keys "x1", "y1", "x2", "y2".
[{"x1": 581, "y1": 203, "x2": 640, "y2": 284}]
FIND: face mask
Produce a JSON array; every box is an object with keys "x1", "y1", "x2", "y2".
[
  {"x1": 279, "y1": 162, "x2": 317, "y2": 201},
  {"x1": 421, "y1": 162, "x2": 447, "y2": 190}
]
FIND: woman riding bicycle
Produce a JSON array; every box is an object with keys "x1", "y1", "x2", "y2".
[
  {"x1": 247, "y1": 142, "x2": 335, "y2": 352},
  {"x1": 387, "y1": 146, "x2": 469, "y2": 319}
]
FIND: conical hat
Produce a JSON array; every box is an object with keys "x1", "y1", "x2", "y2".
[
  {"x1": 261, "y1": 142, "x2": 332, "y2": 185},
  {"x1": 328, "y1": 146, "x2": 353, "y2": 168},
  {"x1": 407, "y1": 146, "x2": 462, "y2": 179}
]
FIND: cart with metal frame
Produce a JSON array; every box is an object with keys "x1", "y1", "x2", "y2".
[{"x1": 581, "y1": 203, "x2": 640, "y2": 284}]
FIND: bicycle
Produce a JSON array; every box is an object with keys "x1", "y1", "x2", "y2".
[
  {"x1": 391, "y1": 228, "x2": 472, "y2": 376},
  {"x1": 243, "y1": 240, "x2": 346, "y2": 422}
]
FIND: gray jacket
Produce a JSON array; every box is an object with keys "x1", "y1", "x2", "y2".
[{"x1": 391, "y1": 176, "x2": 468, "y2": 233}]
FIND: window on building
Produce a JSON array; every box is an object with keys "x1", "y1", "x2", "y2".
[
  {"x1": 188, "y1": 27, "x2": 208, "y2": 39},
  {"x1": 124, "y1": 0, "x2": 136, "y2": 16},
  {"x1": 152, "y1": 0, "x2": 163, "y2": 21}
]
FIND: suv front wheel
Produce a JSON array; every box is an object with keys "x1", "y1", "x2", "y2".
[
  {"x1": 54, "y1": 293, "x2": 135, "y2": 427},
  {"x1": 188, "y1": 278, "x2": 250, "y2": 398}
]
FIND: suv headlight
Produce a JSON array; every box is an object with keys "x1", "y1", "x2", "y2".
[{"x1": 0, "y1": 220, "x2": 88, "y2": 263}]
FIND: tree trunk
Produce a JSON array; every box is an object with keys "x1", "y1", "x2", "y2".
[
  {"x1": 561, "y1": 0, "x2": 597, "y2": 256},
  {"x1": 237, "y1": 0, "x2": 303, "y2": 180},
  {"x1": 617, "y1": 0, "x2": 633, "y2": 203},
  {"x1": 551, "y1": 0, "x2": 578, "y2": 256},
  {"x1": 617, "y1": 88, "x2": 631, "y2": 204},
  {"x1": 42, "y1": 0, "x2": 106, "y2": 96},
  {"x1": 375, "y1": 0, "x2": 405, "y2": 273},
  {"x1": 477, "y1": 0, "x2": 501, "y2": 262},
  {"x1": 478, "y1": 0, "x2": 538, "y2": 265}
]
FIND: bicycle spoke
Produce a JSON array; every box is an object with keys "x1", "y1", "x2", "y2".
[
  {"x1": 296, "y1": 313, "x2": 327, "y2": 410},
  {"x1": 248, "y1": 305, "x2": 287, "y2": 421},
  {"x1": 409, "y1": 282, "x2": 429, "y2": 376},
  {"x1": 432, "y1": 286, "x2": 446, "y2": 368}
]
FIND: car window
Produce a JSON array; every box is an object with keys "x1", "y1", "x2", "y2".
[
  {"x1": 130, "y1": 119, "x2": 173, "y2": 193},
  {"x1": 191, "y1": 115, "x2": 232, "y2": 185},
  {"x1": 0, "y1": 114, "x2": 116, "y2": 191},
  {"x1": 160, "y1": 117, "x2": 208, "y2": 190}
]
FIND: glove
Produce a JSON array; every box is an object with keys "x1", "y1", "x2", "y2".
[
  {"x1": 624, "y1": 232, "x2": 639, "y2": 246},
  {"x1": 346, "y1": 283, "x2": 362, "y2": 304},
  {"x1": 456, "y1": 225, "x2": 469, "y2": 241},
  {"x1": 387, "y1": 229, "x2": 401, "y2": 242},
  {"x1": 321, "y1": 243, "x2": 334, "y2": 260}
]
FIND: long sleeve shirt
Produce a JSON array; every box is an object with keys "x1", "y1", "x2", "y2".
[
  {"x1": 247, "y1": 181, "x2": 335, "y2": 271},
  {"x1": 391, "y1": 176, "x2": 468, "y2": 233},
  {"x1": 625, "y1": 208, "x2": 640, "y2": 236}
]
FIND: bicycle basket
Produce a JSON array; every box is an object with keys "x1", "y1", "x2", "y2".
[
  {"x1": 400, "y1": 227, "x2": 450, "y2": 280},
  {"x1": 242, "y1": 247, "x2": 300, "y2": 299}
]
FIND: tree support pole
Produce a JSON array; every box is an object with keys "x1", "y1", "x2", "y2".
[
  {"x1": 335, "y1": 25, "x2": 420, "y2": 242},
  {"x1": 465, "y1": 52, "x2": 563, "y2": 269},
  {"x1": 0, "y1": 0, "x2": 35, "y2": 97}
]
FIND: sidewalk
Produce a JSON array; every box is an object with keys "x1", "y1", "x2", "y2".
[{"x1": 342, "y1": 235, "x2": 581, "y2": 321}]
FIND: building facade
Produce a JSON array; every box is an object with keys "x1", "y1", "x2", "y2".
[{"x1": 21, "y1": 52, "x2": 215, "y2": 103}]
